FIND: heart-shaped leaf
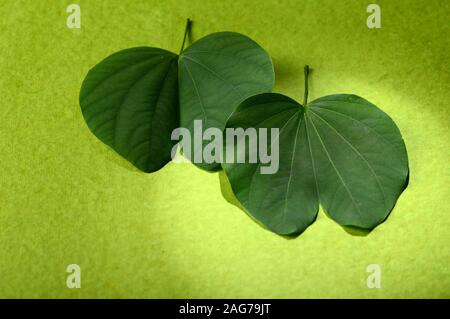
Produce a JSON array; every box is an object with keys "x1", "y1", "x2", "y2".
[
  {"x1": 222, "y1": 92, "x2": 409, "y2": 235},
  {"x1": 179, "y1": 32, "x2": 274, "y2": 171},
  {"x1": 80, "y1": 21, "x2": 274, "y2": 173},
  {"x1": 80, "y1": 47, "x2": 179, "y2": 173}
]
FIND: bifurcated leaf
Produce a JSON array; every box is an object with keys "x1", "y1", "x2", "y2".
[
  {"x1": 222, "y1": 93, "x2": 409, "y2": 235},
  {"x1": 80, "y1": 28, "x2": 274, "y2": 173}
]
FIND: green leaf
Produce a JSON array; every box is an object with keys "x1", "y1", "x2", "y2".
[
  {"x1": 80, "y1": 47, "x2": 179, "y2": 173},
  {"x1": 179, "y1": 32, "x2": 275, "y2": 171},
  {"x1": 80, "y1": 28, "x2": 274, "y2": 173},
  {"x1": 222, "y1": 93, "x2": 409, "y2": 235}
]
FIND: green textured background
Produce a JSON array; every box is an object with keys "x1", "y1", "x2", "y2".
[{"x1": 0, "y1": 0, "x2": 449, "y2": 298}]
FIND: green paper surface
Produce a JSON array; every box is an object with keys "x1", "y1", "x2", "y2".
[{"x1": 0, "y1": 0, "x2": 448, "y2": 298}]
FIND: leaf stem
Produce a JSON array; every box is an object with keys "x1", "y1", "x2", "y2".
[
  {"x1": 179, "y1": 18, "x2": 192, "y2": 54},
  {"x1": 303, "y1": 65, "x2": 310, "y2": 106}
]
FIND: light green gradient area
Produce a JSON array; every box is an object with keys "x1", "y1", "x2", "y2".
[{"x1": 0, "y1": 0, "x2": 448, "y2": 298}]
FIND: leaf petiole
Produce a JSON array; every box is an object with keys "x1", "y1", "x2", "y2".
[
  {"x1": 303, "y1": 65, "x2": 310, "y2": 106},
  {"x1": 179, "y1": 18, "x2": 192, "y2": 54}
]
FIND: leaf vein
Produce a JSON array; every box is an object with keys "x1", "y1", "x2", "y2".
[
  {"x1": 310, "y1": 104, "x2": 395, "y2": 147},
  {"x1": 304, "y1": 113, "x2": 321, "y2": 203},
  {"x1": 306, "y1": 113, "x2": 364, "y2": 218},
  {"x1": 182, "y1": 50, "x2": 270, "y2": 72},
  {"x1": 181, "y1": 55, "x2": 245, "y2": 100},
  {"x1": 282, "y1": 114, "x2": 303, "y2": 221},
  {"x1": 248, "y1": 112, "x2": 299, "y2": 208},
  {"x1": 308, "y1": 110, "x2": 387, "y2": 211},
  {"x1": 181, "y1": 59, "x2": 208, "y2": 126}
]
